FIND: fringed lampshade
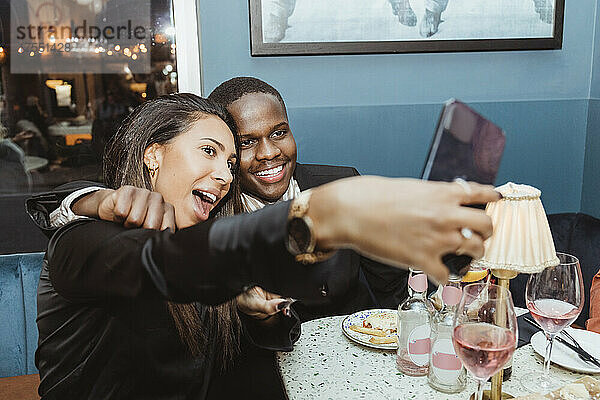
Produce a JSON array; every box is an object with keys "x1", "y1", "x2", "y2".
[{"x1": 471, "y1": 182, "x2": 559, "y2": 273}]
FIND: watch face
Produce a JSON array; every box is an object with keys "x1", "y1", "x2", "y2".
[{"x1": 288, "y1": 217, "x2": 312, "y2": 253}]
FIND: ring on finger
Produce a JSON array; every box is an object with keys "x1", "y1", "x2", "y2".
[
  {"x1": 454, "y1": 177, "x2": 472, "y2": 196},
  {"x1": 460, "y1": 227, "x2": 473, "y2": 240},
  {"x1": 456, "y1": 227, "x2": 473, "y2": 255}
]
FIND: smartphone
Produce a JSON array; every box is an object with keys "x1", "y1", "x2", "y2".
[{"x1": 422, "y1": 99, "x2": 506, "y2": 276}]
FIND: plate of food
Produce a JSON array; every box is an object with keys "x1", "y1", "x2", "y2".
[
  {"x1": 341, "y1": 309, "x2": 397, "y2": 350},
  {"x1": 530, "y1": 328, "x2": 600, "y2": 374}
]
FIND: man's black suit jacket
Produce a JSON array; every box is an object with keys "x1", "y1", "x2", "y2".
[{"x1": 291, "y1": 163, "x2": 408, "y2": 321}]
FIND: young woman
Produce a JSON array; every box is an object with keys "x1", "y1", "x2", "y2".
[
  {"x1": 37, "y1": 94, "x2": 299, "y2": 400},
  {"x1": 35, "y1": 93, "x2": 499, "y2": 399}
]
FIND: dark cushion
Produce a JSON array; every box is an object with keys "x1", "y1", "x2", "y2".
[{"x1": 511, "y1": 213, "x2": 600, "y2": 327}]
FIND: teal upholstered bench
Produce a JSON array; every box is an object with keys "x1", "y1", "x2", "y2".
[{"x1": 0, "y1": 252, "x2": 43, "y2": 378}]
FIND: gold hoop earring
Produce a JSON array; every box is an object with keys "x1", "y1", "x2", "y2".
[{"x1": 149, "y1": 165, "x2": 158, "y2": 178}]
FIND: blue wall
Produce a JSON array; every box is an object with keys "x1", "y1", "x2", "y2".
[
  {"x1": 198, "y1": 0, "x2": 598, "y2": 215},
  {"x1": 582, "y1": 99, "x2": 600, "y2": 218},
  {"x1": 590, "y1": 0, "x2": 600, "y2": 100},
  {"x1": 582, "y1": 0, "x2": 600, "y2": 218}
]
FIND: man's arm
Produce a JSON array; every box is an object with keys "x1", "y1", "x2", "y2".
[{"x1": 27, "y1": 183, "x2": 176, "y2": 236}]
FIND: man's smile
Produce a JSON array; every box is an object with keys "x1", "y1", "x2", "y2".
[{"x1": 253, "y1": 164, "x2": 286, "y2": 183}]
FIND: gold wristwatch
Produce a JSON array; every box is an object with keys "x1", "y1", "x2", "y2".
[{"x1": 286, "y1": 190, "x2": 332, "y2": 264}]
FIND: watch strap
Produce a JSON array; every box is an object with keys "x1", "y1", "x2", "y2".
[{"x1": 287, "y1": 190, "x2": 333, "y2": 264}]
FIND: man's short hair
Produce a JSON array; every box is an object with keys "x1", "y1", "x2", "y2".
[{"x1": 208, "y1": 77, "x2": 286, "y2": 111}]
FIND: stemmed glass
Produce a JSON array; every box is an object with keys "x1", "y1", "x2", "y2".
[
  {"x1": 452, "y1": 283, "x2": 518, "y2": 400},
  {"x1": 521, "y1": 252, "x2": 584, "y2": 393}
]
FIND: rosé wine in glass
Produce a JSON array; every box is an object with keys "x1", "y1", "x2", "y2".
[
  {"x1": 452, "y1": 283, "x2": 517, "y2": 400},
  {"x1": 453, "y1": 323, "x2": 516, "y2": 379},
  {"x1": 527, "y1": 299, "x2": 579, "y2": 335},
  {"x1": 521, "y1": 253, "x2": 584, "y2": 393}
]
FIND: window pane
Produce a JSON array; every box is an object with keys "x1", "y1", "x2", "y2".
[{"x1": 0, "y1": 0, "x2": 179, "y2": 253}]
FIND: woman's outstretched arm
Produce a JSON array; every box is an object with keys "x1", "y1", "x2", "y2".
[{"x1": 47, "y1": 177, "x2": 499, "y2": 306}]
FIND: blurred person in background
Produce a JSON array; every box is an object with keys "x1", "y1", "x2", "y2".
[
  {"x1": 587, "y1": 269, "x2": 600, "y2": 333},
  {"x1": 0, "y1": 121, "x2": 31, "y2": 193}
]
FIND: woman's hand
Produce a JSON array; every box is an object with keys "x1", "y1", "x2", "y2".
[
  {"x1": 72, "y1": 186, "x2": 176, "y2": 231},
  {"x1": 309, "y1": 177, "x2": 501, "y2": 284},
  {"x1": 236, "y1": 286, "x2": 290, "y2": 320}
]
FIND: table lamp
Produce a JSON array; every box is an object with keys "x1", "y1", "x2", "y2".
[{"x1": 471, "y1": 182, "x2": 560, "y2": 400}]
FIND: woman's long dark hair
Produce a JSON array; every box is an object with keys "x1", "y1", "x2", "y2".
[{"x1": 103, "y1": 93, "x2": 243, "y2": 368}]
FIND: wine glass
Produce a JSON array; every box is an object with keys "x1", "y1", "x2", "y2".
[
  {"x1": 452, "y1": 283, "x2": 518, "y2": 400},
  {"x1": 521, "y1": 252, "x2": 584, "y2": 393}
]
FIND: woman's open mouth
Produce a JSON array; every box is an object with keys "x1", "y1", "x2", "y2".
[
  {"x1": 253, "y1": 164, "x2": 286, "y2": 183},
  {"x1": 192, "y1": 189, "x2": 218, "y2": 221}
]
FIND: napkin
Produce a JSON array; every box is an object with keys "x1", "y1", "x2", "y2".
[{"x1": 517, "y1": 313, "x2": 538, "y2": 348}]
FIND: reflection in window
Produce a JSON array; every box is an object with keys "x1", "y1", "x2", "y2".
[{"x1": 0, "y1": 0, "x2": 178, "y2": 194}]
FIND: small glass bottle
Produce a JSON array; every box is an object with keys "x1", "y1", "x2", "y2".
[
  {"x1": 428, "y1": 275, "x2": 467, "y2": 393},
  {"x1": 396, "y1": 268, "x2": 434, "y2": 376}
]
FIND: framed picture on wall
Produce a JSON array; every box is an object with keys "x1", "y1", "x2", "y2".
[{"x1": 249, "y1": 0, "x2": 565, "y2": 56}]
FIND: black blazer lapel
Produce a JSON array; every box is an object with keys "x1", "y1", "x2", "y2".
[
  {"x1": 292, "y1": 163, "x2": 313, "y2": 191},
  {"x1": 293, "y1": 163, "x2": 359, "y2": 191}
]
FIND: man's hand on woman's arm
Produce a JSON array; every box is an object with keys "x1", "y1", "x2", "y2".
[{"x1": 72, "y1": 186, "x2": 176, "y2": 232}]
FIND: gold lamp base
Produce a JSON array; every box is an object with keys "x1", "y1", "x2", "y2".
[
  {"x1": 470, "y1": 390, "x2": 514, "y2": 400},
  {"x1": 489, "y1": 269, "x2": 518, "y2": 400}
]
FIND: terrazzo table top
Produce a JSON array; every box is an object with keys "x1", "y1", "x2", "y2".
[{"x1": 277, "y1": 315, "x2": 589, "y2": 399}]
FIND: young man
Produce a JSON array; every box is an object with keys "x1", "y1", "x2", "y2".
[{"x1": 207, "y1": 77, "x2": 409, "y2": 320}]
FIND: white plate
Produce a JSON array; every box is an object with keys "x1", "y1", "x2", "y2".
[
  {"x1": 530, "y1": 328, "x2": 600, "y2": 374},
  {"x1": 341, "y1": 309, "x2": 397, "y2": 350}
]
